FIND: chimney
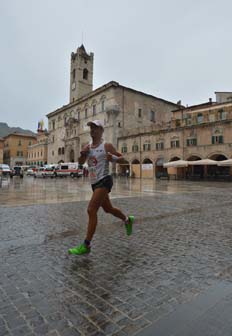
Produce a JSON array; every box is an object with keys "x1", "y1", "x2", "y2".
[{"x1": 209, "y1": 98, "x2": 212, "y2": 103}]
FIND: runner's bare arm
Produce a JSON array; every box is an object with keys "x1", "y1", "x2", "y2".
[
  {"x1": 105, "y1": 143, "x2": 125, "y2": 164},
  {"x1": 78, "y1": 144, "x2": 90, "y2": 164}
]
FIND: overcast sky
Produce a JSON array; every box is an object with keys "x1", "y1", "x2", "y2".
[{"x1": 1, "y1": 0, "x2": 232, "y2": 131}]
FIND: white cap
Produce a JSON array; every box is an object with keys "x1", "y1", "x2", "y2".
[{"x1": 87, "y1": 120, "x2": 104, "y2": 129}]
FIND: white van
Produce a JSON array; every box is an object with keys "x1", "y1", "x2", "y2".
[
  {"x1": 34, "y1": 167, "x2": 55, "y2": 178},
  {"x1": 0, "y1": 164, "x2": 11, "y2": 177},
  {"x1": 54, "y1": 162, "x2": 83, "y2": 178}
]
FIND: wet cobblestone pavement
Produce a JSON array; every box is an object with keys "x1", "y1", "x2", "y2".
[{"x1": 1, "y1": 177, "x2": 232, "y2": 335}]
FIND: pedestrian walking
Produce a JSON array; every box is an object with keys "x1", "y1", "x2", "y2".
[
  {"x1": 68, "y1": 120, "x2": 134, "y2": 255},
  {"x1": 126, "y1": 168, "x2": 130, "y2": 178}
]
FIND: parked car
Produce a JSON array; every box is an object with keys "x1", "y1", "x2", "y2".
[
  {"x1": 28, "y1": 165, "x2": 38, "y2": 172},
  {"x1": 0, "y1": 164, "x2": 11, "y2": 177},
  {"x1": 26, "y1": 168, "x2": 35, "y2": 176},
  {"x1": 54, "y1": 162, "x2": 82, "y2": 178},
  {"x1": 34, "y1": 167, "x2": 55, "y2": 178}
]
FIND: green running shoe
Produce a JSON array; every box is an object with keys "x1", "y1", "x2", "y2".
[
  {"x1": 125, "y1": 215, "x2": 134, "y2": 236},
  {"x1": 68, "y1": 243, "x2": 91, "y2": 255}
]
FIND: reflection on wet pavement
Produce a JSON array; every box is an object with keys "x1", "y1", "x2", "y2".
[{"x1": 1, "y1": 175, "x2": 232, "y2": 207}]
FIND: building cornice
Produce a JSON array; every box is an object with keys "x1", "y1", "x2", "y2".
[
  {"x1": 47, "y1": 81, "x2": 180, "y2": 119},
  {"x1": 173, "y1": 101, "x2": 232, "y2": 114},
  {"x1": 118, "y1": 119, "x2": 232, "y2": 141},
  {"x1": 3, "y1": 133, "x2": 37, "y2": 139}
]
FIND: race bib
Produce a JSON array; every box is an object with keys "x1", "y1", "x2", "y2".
[{"x1": 88, "y1": 156, "x2": 98, "y2": 184}]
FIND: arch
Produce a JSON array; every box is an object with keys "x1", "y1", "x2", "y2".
[
  {"x1": 143, "y1": 158, "x2": 153, "y2": 164},
  {"x1": 207, "y1": 152, "x2": 228, "y2": 161},
  {"x1": 186, "y1": 155, "x2": 202, "y2": 161},
  {"x1": 169, "y1": 156, "x2": 181, "y2": 162},
  {"x1": 83, "y1": 68, "x2": 88, "y2": 80},
  {"x1": 132, "y1": 159, "x2": 140, "y2": 164},
  {"x1": 58, "y1": 160, "x2": 64, "y2": 164}
]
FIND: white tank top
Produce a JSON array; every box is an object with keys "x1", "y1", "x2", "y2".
[{"x1": 87, "y1": 142, "x2": 109, "y2": 184}]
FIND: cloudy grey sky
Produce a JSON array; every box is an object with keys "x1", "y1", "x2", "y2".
[{"x1": 1, "y1": 0, "x2": 232, "y2": 131}]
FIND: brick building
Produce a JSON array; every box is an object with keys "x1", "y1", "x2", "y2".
[
  {"x1": 3, "y1": 133, "x2": 37, "y2": 167},
  {"x1": 27, "y1": 130, "x2": 49, "y2": 167}
]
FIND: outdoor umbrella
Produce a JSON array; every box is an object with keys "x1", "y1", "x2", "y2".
[
  {"x1": 163, "y1": 160, "x2": 188, "y2": 168},
  {"x1": 217, "y1": 159, "x2": 232, "y2": 166},
  {"x1": 187, "y1": 159, "x2": 218, "y2": 165}
]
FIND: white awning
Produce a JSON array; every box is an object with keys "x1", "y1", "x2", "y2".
[
  {"x1": 163, "y1": 160, "x2": 188, "y2": 168},
  {"x1": 217, "y1": 159, "x2": 232, "y2": 166},
  {"x1": 188, "y1": 159, "x2": 218, "y2": 166}
]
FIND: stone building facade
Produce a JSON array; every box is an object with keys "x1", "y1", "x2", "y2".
[
  {"x1": 3, "y1": 133, "x2": 37, "y2": 167},
  {"x1": 0, "y1": 138, "x2": 4, "y2": 164},
  {"x1": 118, "y1": 93, "x2": 232, "y2": 178},
  {"x1": 27, "y1": 130, "x2": 49, "y2": 167},
  {"x1": 46, "y1": 45, "x2": 179, "y2": 165}
]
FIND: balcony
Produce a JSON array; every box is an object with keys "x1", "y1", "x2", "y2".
[
  {"x1": 65, "y1": 117, "x2": 80, "y2": 127},
  {"x1": 105, "y1": 105, "x2": 120, "y2": 114}
]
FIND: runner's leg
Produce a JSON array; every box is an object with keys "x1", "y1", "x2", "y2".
[
  {"x1": 86, "y1": 188, "x2": 109, "y2": 241},
  {"x1": 101, "y1": 194, "x2": 127, "y2": 221}
]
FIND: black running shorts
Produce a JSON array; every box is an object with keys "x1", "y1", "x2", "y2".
[{"x1": 91, "y1": 175, "x2": 113, "y2": 193}]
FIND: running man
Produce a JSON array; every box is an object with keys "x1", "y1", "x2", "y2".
[{"x1": 68, "y1": 120, "x2": 134, "y2": 255}]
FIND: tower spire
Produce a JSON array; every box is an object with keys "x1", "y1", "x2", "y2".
[{"x1": 69, "y1": 45, "x2": 94, "y2": 102}]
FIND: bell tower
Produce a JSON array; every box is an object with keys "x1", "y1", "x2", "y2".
[{"x1": 69, "y1": 45, "x2": 94, "y2": 102}]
